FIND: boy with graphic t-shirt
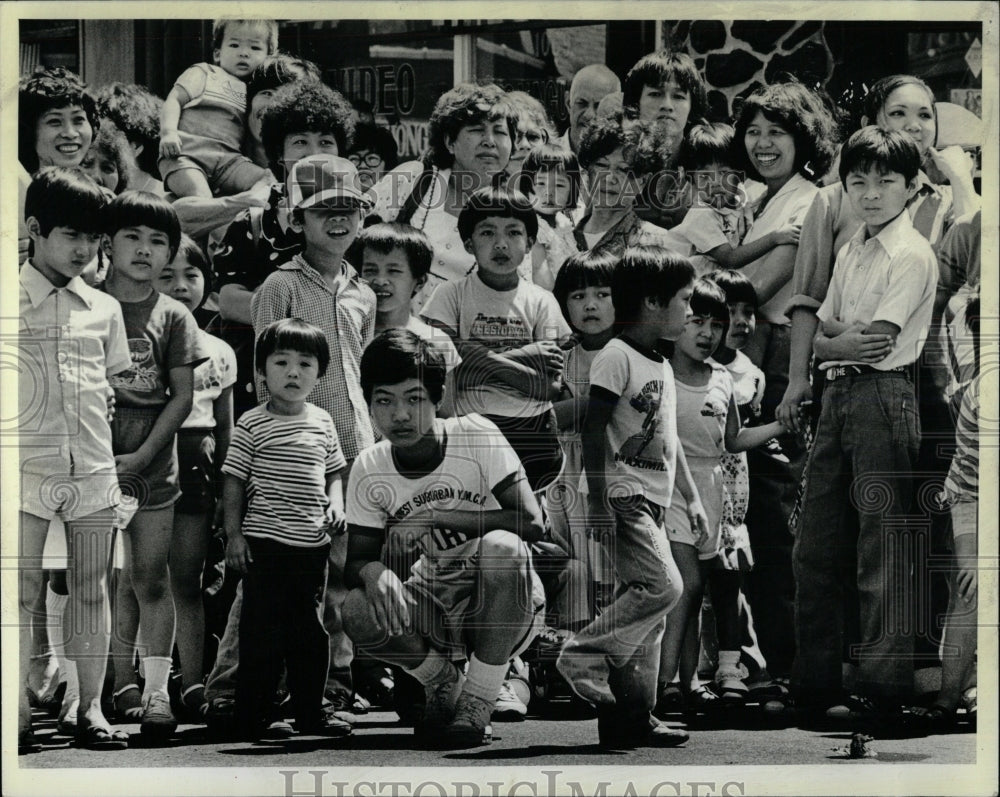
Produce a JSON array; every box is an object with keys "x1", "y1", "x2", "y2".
[
  {"x1": 556, "y1": 245, "x2": 707, "y2": 750},
  {"x1": 421, "y1": 187, "x2": 571, "y2": 491},
  {"x1": 343, "y1": 330, "x2": 546, "y2": 750}
]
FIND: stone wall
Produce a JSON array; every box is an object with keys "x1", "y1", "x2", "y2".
[{"x1": 663, "y1": 20, "x2": 835, "y2": 120}]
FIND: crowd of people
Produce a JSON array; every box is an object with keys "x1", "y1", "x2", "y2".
[{"x1": 16, "y1": 17, "x2": 982, "y2": 755}]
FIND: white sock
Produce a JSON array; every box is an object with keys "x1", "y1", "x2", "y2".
[
  {"x1": 716, "y1": 650, "x2": 741, "y2": 678},
  {"x1": 463, "y1": 654, "x2": 508, "y2": 703},
  {"x1": 404, "y1": 649, "x2": 454, "y2": 686},
  {"x1": 141, "y1": 656, "x2": 172, "y2": 698},
  {"x1": 45, "y1": 587, "x2": 79, "y2": 701}
]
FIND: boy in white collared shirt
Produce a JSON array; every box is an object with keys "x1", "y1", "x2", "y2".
[
  {"x1": 18, "y1": 167, "x2": 130, "y2": 750},
  {"x1": 793, "y1": 127, "x2": 937, "y2": 725}
]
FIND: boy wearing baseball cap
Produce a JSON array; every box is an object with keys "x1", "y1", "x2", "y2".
[
  {"x1": 250, "y1": 154, "x2": 377, "y2": 726},
  {"x1": 251, "y1": 153, "x2": 376, "y2": 463}
]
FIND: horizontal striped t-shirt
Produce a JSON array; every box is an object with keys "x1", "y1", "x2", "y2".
[
  {"x1": 942, "y1": 385, "x2": 978, "y2": 509},
  {"x1": 222, "y1": 402, "x2": 346, "y2": 547}
]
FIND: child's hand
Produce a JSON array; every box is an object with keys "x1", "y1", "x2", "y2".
[
  {"x1": 687, "y1": 498, "x2": 710, "y2": 548},
  {"x1": 325, "y1": 505, "x2": 347, "y2": 536},
  {"x1": 212, "y1": 500, "x2": 225, "y2": 534},
  {"x1": 587, "y1": 493, "x2": 615, "y2": 532},
  {"x1": 364, "y1": 565, "x2": 416, "y2": 637},
  {"x1": 774, "y1": 223, "x2": 801, "y2": 246},
  {"x1": 928, "y1": 145, "x2": 976, "y2": 183},
  {"x1": 114, "y1": 452, "x2": 147, "y2": 475},
  {"x1": 106, "y1": 387, "x2": 117, "y2": 423},
  {"x1": 225, "y1": 532, "x2": 253, "y2": 575},
  {"x1": 523, "y1": 340, "x2": 565, "y2": 372},
  {"x1": 159, "y1": 131, "x2": 182, "y2": 160}
]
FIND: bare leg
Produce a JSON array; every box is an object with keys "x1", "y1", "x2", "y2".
[
  {"x1": 657, "y1": 542, "x2": 702, "y2": 690},
  {"x1": 19, "y1": 513, "x2": 48, "y2": 735},
  {"x1": 165, "y1": 168, "x2": 213, "y2": 199},
  {"x1": 470, "y1": 530, "x2": 538, "y2": 665},
  {"x1": 169, "y1": 511, "x2": 210, "y2": 690},
  {"x1": 65, "y1": 509, "x2": 115, "y2": 726}
]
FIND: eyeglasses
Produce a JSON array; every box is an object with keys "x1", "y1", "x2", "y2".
[{"x1": 348, "y1": 152, "x2": 385, "y2": 168}]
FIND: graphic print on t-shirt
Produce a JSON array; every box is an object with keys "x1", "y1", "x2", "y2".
[
  {"x1": 469, "y1": 312, "x2": 528, "y2": 350},
  {"x1": 110, "y1": 338, "x2": 161, "y2": 393},
  {"x1": 615, "y1": 378, "x2": 665, "y2": 470}
]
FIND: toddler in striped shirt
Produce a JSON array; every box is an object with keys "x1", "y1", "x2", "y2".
[{"x1": 221, "y1": 318, "x2": 351, "y2": 741}]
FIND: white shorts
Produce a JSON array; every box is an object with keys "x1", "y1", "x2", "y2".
[{"x1": 21, "y1": 470, "x2": 120, "y2": 523}]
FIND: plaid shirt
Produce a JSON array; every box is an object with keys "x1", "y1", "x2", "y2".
[{"x1": 251, "y1": 254, "x2": 376, "y2": 460}]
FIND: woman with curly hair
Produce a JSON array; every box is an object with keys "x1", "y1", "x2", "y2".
[
  {"x1": 561, "y1": 113, "x2": 675, "y2": 259},
  {"x1": 18, "y1": 67, "x2": 99, "y2": 263},
  {"x1": 368, "y1": 82, "x2": 518, "y2": 310},
  {"x1": 623, "y1": 51, "x2": 710, "y2": 229}
]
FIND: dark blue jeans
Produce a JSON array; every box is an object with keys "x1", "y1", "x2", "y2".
[{"x1": 793, "y1": 371, "x2": 920, "y2": 704}]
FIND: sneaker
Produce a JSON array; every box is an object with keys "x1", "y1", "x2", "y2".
[
  {"x1": 113, "y1": 684, "x2": 144, "y2": 723},
  {"x1": 492, "y1": 680, "x2": 528, "y2": 722},
  {"x1": 441, "y1": 692, "x2": 493, "y2": 749},
  {"x1": 555, "y1": 642, "x2": 613, "y2": 706},
  {"x1": 261, "y1": 719, "x2": 296, "y2": 739},
  {"x1": 417, "y1": 665, "x2": 465, "y2": 736},
  {"x1": 140, "y1": 691, "x2": 177, "y2": 740},
  {"x1": 322, "y1": 690, "x2": 357, "y2": 726},
  {"x1": 297, "y1": 713, "x2": 352, "y2": 738}
]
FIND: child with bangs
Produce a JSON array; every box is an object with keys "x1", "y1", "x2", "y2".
[
  {"x1": 154, "y1": 234, "x2": 236, "y2": 720},
  {"x1": 523, "y1": 144, "x2": 583, "y2": 290},
  {"x1": 19, "y1": 168, "x2": 128, "y2": 752},
  {"x1": 657, "y1": 278, "x2": 787, "y2": 715},
  {"x1": 421, "y1": 186, "x2": 572, "y2": 494},
  {"x1": 663, "y1": 122, "x2": 800, "y2": 276},
  {"x1": 548, "y1": 250, "x2": 618, "y2": 624},
  {"x1": 101, "y1": 191, "x2": 205, "y2": 741}
]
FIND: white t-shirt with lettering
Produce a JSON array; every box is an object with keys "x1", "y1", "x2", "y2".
[
  {"x1": 347, "y1": 414, "x2": 535, "y2": 598},
  {"x1": 421, "y1": 272, "x2": 570, "y2": 418}
]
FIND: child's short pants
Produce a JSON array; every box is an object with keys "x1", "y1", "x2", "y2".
[
  {"x1": 484, "y1": 409, "x2": 563, "y2": 493},
  {"x1": 20, "y1": 469, "x2": 120, "y2": 523},
  {"x1": 176, "y1": 428, "x2": 217, "y2": 515},
  {"x1": 664, "y1": 458, "x2": 724, "y2": 561},
  {"x1": 158, "y1": 134, "x2": 269, "y2": 196},
  {"x1": 111, "y1": 406, "x2": 180, "y2": 512},
  {"x1": 402, "y1": 537, "x2": 546, "y2": 661}
]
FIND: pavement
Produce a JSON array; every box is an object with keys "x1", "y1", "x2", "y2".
[{"x1": 13, "y1": 699, "x2": 979, "y2": 772}]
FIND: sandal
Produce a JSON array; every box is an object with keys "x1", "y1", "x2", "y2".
[
  {"x1": 961, "y1": 687, "x2": 977, "y2": 727},
  {"x1": 716, "y1": 676, "x2": 748, "y2": 705},
  {"x1": 56, "y1": 699, "x2": 81, "y2": 736},
  {"x1": 687, "y1": 684, "x2": 721, "y2": 713},
  {"x1": 653, "y1": 684, "x2": 685, "y2": 718},
  {"x1": 74, "y1": 721, "x2": 130, "y2": 750},
  {"x1": 18, "y1": 727, "x2": 39, "y2": 755},
  {"x1": 113, "y1": 684, "x2": 144, "y2": 722},
  {"x1": 910, "y1": 703, "x2": 957, "y2": 731}
]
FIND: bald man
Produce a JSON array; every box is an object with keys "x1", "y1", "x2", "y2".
[{"x1": 561, "y1": 64, "x2": 621, "y2": 153}]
